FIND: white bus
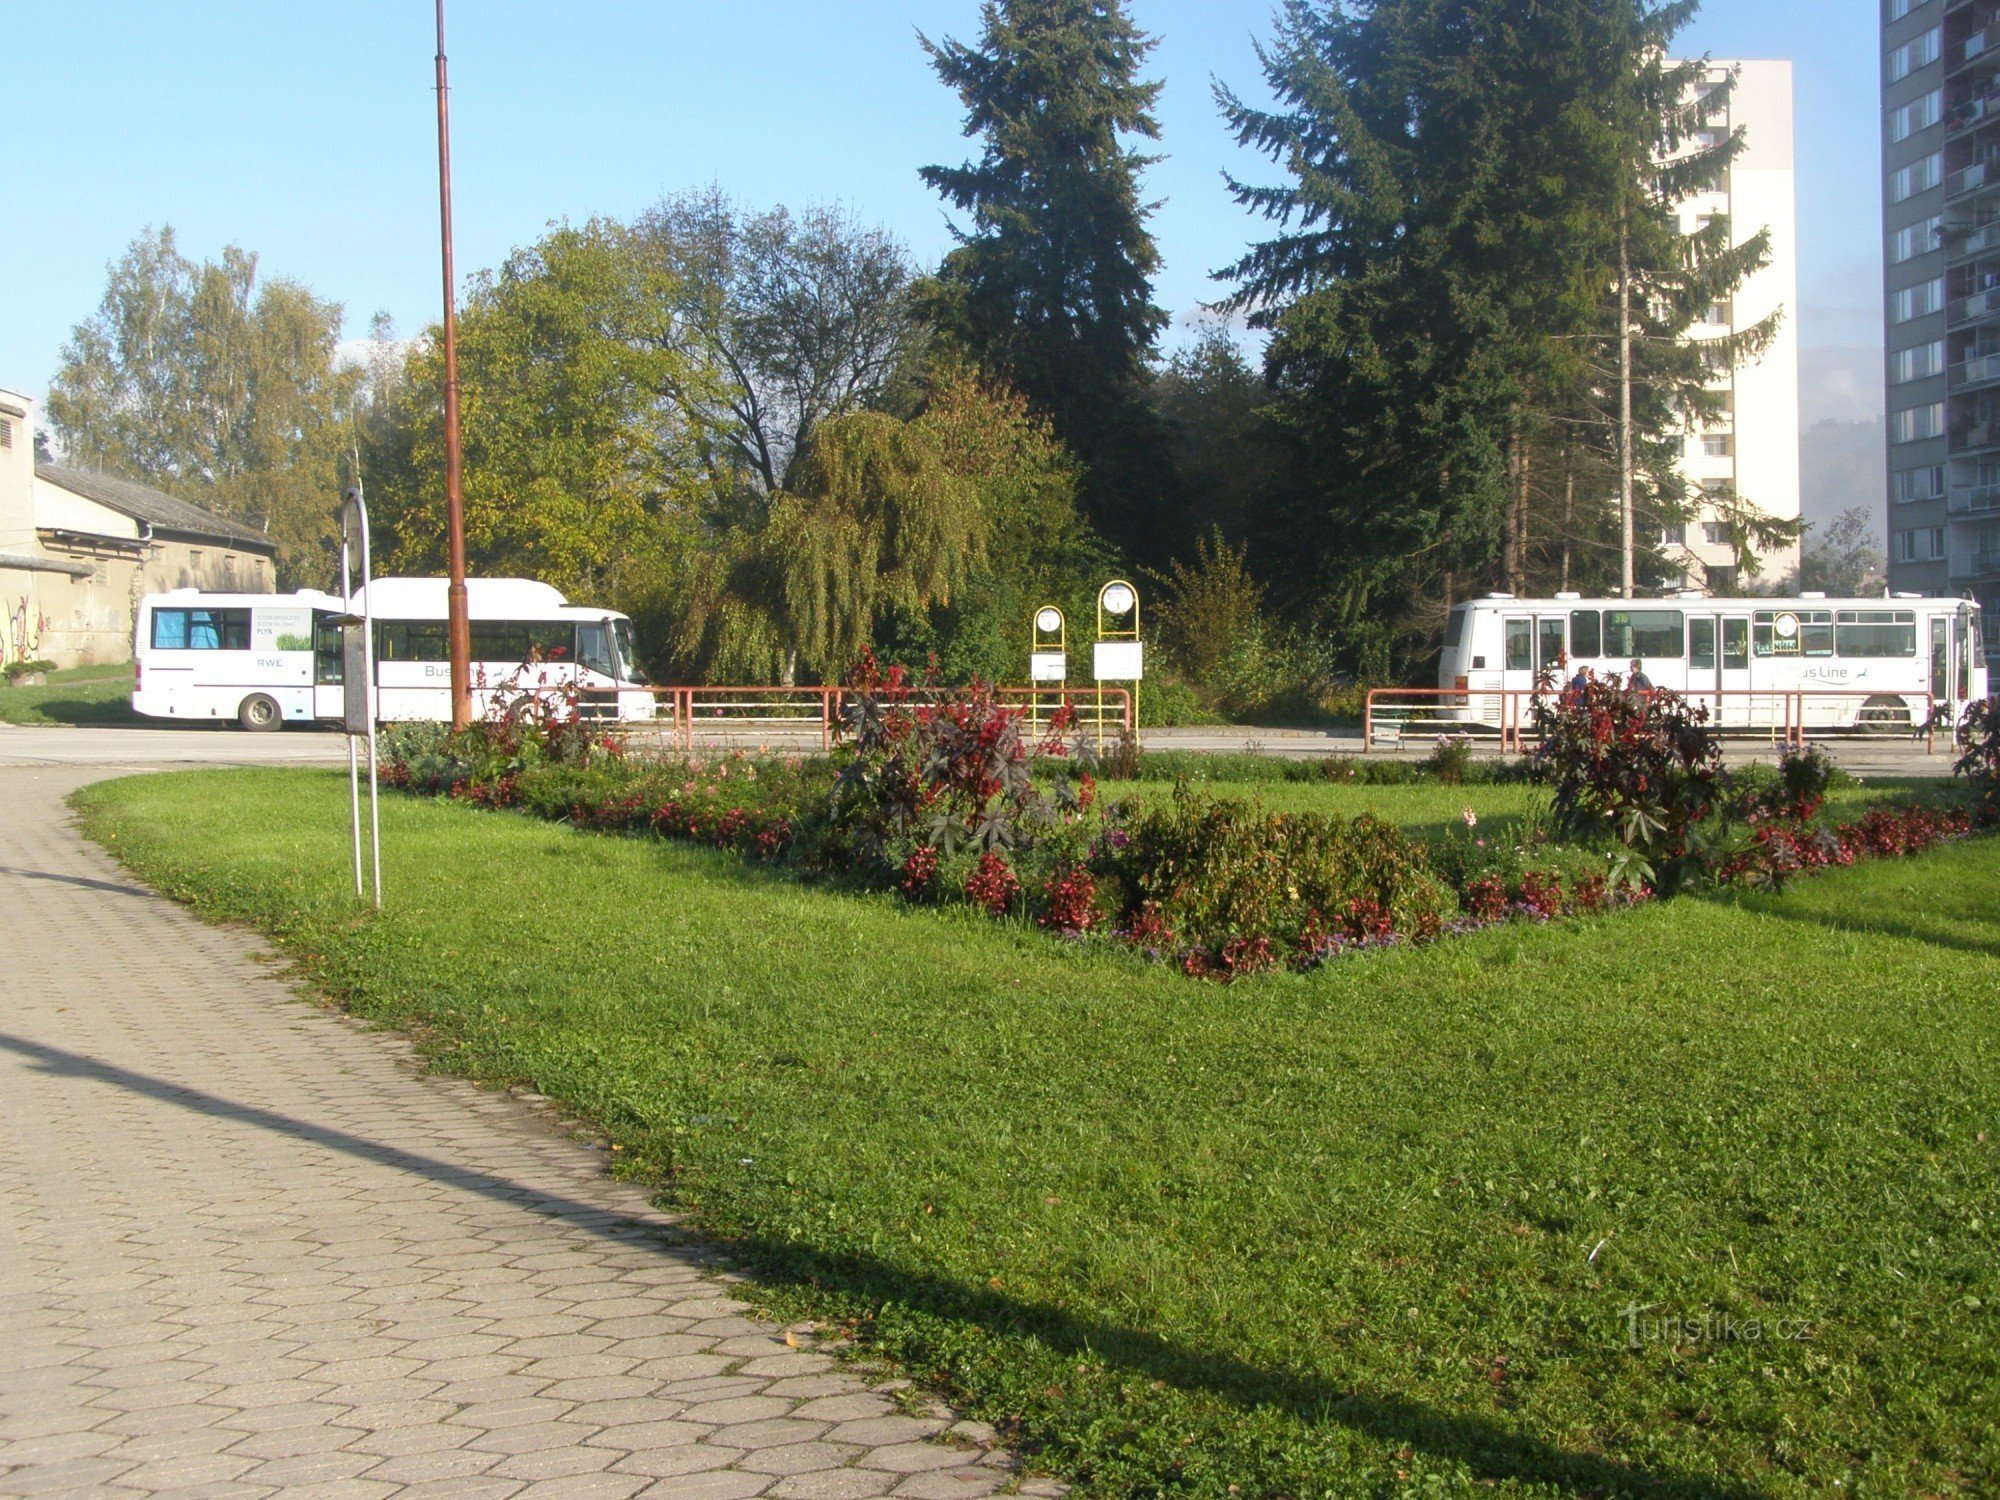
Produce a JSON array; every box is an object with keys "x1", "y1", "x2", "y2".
[
  {"x1": 133, "y1": 577, "x2": 656, "y2": 730},
  {"x1": 1437, "y1": 591, "x2": 1988, "y2": 732}
]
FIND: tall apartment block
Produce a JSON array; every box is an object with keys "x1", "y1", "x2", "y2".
[
  {"x1": 1881, "y1": 0, "x2": 2000, "y2": 647},
  {"x1": 1671, "y1": 60, "x2": 1802, "y2": 593}
]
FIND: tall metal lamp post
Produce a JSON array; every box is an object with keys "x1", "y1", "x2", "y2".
[{"x1": 435, "y1": 0, "x2": 472, "y2": 729}]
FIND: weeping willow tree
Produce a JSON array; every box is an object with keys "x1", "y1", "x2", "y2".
[{"x1": 676, "y1": 411, "x2": 988, "y2": 681}]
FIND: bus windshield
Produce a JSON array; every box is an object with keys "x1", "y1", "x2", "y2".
[{"x1": 611, "y1": 619, "x2": 647, "y2": 684}]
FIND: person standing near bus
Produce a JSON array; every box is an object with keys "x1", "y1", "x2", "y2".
[{"x1": 1627, "y1": 659, "x2": 1654, "y2": 694}]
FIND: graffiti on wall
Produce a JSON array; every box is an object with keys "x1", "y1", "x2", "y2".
[{"x1": 7, "y1": 595, "x2": 49, "y2": 665}]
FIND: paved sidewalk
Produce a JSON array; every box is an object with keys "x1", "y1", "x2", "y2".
[{"x1": 0, "y1": 765, "x2": 1049, "y2": 1500}]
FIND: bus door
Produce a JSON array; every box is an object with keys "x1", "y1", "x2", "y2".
[
  {"x1": 313, "y1": 611, "x2": 345, "y2": 720},
  {"x1": 1954, "y1": 609, "x2": 1975, "y2": 706},
  {"x1": 1687, "y1": 614, "x2": 1751, "y2": 726},
  {"x1": 1499, "y1": 614, "x2": 1565, "y2": 730},
  {"x1": 1932, "y1": 616, "x2": 1950, "y2": 715}
]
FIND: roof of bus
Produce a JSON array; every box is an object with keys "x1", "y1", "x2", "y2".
[
  {"x1": 354, "y1": 577, "x2": 623, "y2": 620},
  {"x1": 141, "y1": 588, "x2": 343, "y2": 609},
  {"x1": 1453, "y1": 595, "x2": 1975, "y2": 610}
]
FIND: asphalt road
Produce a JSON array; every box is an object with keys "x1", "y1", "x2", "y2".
[{"x1": 0, "y1": 719, "x2": 1961, "y2": 778}]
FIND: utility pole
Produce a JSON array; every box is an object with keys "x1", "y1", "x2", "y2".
[{"x1": 436, "y1": 0, "x2": 472, "y2": 729}]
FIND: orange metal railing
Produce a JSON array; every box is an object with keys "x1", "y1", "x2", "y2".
[{"x1": 1363, "y1": 686, "x2": 1947, "y2": 755}]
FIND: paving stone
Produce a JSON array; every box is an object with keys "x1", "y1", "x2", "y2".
[
  {"x1": 765, "y1": 1473, "x2": 896, "y2": 1500},
  {"x1": 0, "y1": 764, "x2": 1058, "y2": 1500}
]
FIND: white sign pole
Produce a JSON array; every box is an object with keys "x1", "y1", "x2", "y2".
[
  {"x1": 340, "y1": 486, "x2": 382, "y2": 908},
  {"x1": 341, "y1": 527, "x2": 363, "y2": 902}
]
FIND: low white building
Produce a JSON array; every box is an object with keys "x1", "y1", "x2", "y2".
[
  {"x1": 1, "y1": 388, "x2": 276, "y2": 669},
  {"x1": 1670, "y1": 58, "x2": 1803, "y2": 592}
]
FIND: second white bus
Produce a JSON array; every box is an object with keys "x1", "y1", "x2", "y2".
[{"x1": 1437, "y1": 591, "x2": 1988, "y2": 732}]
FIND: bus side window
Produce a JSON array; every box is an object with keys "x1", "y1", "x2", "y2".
[
  {"x1": 1722, "y1": 618, "x2": 1749, "y2": 671},
  {"x1": 1570, "y1": 610, "x2": 1600, "y2": 658},
  {"x1": 1689, "y1": 618, "x2": 1715, "y2": 671}
]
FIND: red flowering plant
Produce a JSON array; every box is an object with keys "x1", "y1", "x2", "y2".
[
  {"x1": 815, "y1": 651, "x2": 1089, "y2": 881},
  {"x1": 1532, "y1": 675, "x2": 1725, "y2": 894}
]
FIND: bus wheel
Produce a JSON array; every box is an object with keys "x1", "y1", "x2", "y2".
[
  {"x1": 1855, "y1": 695, "x2": 1912, "y2": 736},
  {"x1": 238, "y1": 693, "x2": 283, "y2": 732}
]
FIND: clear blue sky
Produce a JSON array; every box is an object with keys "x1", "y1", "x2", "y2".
[{"x1": 5, "y1": 0, "x2": 1879, "y2": 423}]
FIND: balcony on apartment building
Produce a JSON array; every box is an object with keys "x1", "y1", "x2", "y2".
[
  {"x1": 1949, "y1": 474, "x2": 2000, "y2": 514},
  {"x1": 1947, "y1": 542, "x2": 2000, "y2": 579},
  {"x1": 1948, "y1": 276, "x2": 2000, "y2": 324},
  {"x1": 1948, "y1": 12, "x2": 2000, "y2": 77},
  {"x1": 1953, "y1": 342, "x2": 2000, "y2": 389},
  {"x1": 1949, "y1": 395, "x2": 2000, "y2": 451},
  {"x1": 1947, "y1": 214, "x2": 2000, "y2": 263}
]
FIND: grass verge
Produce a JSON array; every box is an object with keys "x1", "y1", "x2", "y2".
[
  {"x1": 77, "y1": 768, "x2": 2000, "y2": 1498},
  {"x1": 0, "y1": 663, "x2": 137, "y2": 726}
]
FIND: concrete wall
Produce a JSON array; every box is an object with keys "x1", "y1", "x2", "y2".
[{"x1": 0, "y1": 388, "x2": 48, "y2": 666}]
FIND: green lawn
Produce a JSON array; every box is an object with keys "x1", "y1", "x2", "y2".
[
  {"x1": 78, "y1": 769, "x2": 2000, "y2": 1498},
  {"x1": 0, "y1": 662, "x2": 137, "y2": 725}
]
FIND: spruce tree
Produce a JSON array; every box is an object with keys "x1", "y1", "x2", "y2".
[
  {"x1": 1220, "y1": 0, "x2": 1795, "y2": 670},
  {"x1": 919, "y1": 0, "x2": 1170, "y2": 556}
]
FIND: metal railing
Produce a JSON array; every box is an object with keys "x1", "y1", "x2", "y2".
[
  {"x1": 1362, "y1": 686, "x2": 1949, "y2": 755},
  {"x1": 642, "y1": 684, "x2": 1133, "y2": 754},
  {"x1": 1957, "y1": 351, "x2": 2000, "y2": 387}
]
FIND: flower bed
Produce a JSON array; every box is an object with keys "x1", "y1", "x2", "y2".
[{"x1": 380, "y1": 674, "x2": 1983, "y2": 982}]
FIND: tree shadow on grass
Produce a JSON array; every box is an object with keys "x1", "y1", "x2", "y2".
[
  {"x1": 0, "y1": 1031, "x2": 1761, "y2": 1499},
  {"x1": 0, "y1": 694, "x2": 142, "y2": 727},
  {"x1": 705, "y1": 1233, "x2": 1768, "y2": 1500},
  {"x1": 1725, "y1": 891, "x2": 2000, "y2": 962}
]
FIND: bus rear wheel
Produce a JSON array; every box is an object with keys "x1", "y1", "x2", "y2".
[
  {"x1": 238, "y1": 693, "x2": 283, "y2": 732},
  {"x1": 1855, "y1": 695, "x2": 1913, "y2": 736}
]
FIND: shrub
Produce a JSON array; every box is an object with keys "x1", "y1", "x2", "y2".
[
  {"x1": 1533, "y1": 679, "x2": 1724, "y2": 893},
  {"x1": 1096, "y1": 784, "x2": 1455, "y2": 975},
  {"x1": 818, "y1": 653, "x2": 1086, "y2": 877},
  {"x1": 1424, "y1": 732, "x2": 1475, "y2": 785},
  {"x1": 1731, "y1": 745, "x2": 1841, "y2": 825},
  {"x1": 1956, "y1": 698, "x2": 2000, "y2": 826}
]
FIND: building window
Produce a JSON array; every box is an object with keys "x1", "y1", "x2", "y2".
[
  {"x1": 1891, "y1": 401, "x2": 1946, "y2": 442},
  {"x1": 1701, "y1": 433, "x2": 1735, "y2": 457},
  {"x1": 189, "y1": 549, "x2": 204, "y2": 572},
  {"x1": 1892, "y1": 339, "x2": 1945, "y2": 382},
  {"x1": 1889, "y1": 216, "x2": 1941, "y2": 264},
  {"x1": 1890, "y1": 153, "x2": 1942, "y2": 203},
  {"x1": 1891, "y1": 277, "x2": 1945, "y2": 323},
  {"x1": 1892, "y1": 464, "x2": 1945, "y2": 502},
  {"x1": 1702, "y1": 522, "x2": 1732, "y2": 546},
  {"x1": 1886, "y1": 0, "x2": 1926, "y2": 19},
  {"x1": 1888, "y1": 26, "x2": 1942, "y2": 83},
  {"x1": 1892, "y1": 527, "x2": 1946, "y2": 561},
  {"x1": 0, "y1": 418, "x2": 12, "y2": 450},
  {"x1": 1704, "y1": 300, "x2": 1730, "y2": 325},
  {"x1": 1887, "y1": 89, "x2": 1942, "y2": 143}
]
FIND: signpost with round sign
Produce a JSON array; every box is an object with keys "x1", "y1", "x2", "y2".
[
  {"x1": 1029, "y1": 604, "x2": 1066, "y2": 734},
  {"x1": 1093, "y1": 579, "x2": 1143, "y2": 742}
]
